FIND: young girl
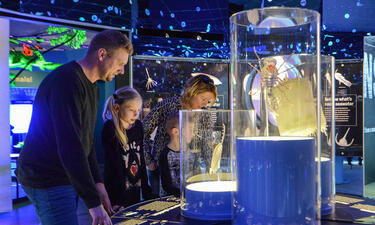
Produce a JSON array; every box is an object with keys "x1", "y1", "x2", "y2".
[{"x1": 102, "y1": 86, "x2": 152, "y2": 211}]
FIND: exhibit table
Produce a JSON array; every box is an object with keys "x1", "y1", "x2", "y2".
[{"x1": 111, "y1": 195, "x2": 375, "y2": 225}]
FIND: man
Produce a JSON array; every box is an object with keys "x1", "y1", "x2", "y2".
[{"x1": 16, "y1": 30, "x2": 132, "y2": 225}]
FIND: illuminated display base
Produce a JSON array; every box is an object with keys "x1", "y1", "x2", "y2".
[
  {"x1": 234, "y1": 136, "x2": 316, "y2": 225},
  {"x1": 182, "y1": 181, "x2": 235, "y2": 221}
]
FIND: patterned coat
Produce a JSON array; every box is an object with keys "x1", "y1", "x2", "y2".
[
  {"x1": 143, "y1": 96, "x2": 214, "y2": 172},
  {"x1": 142, "y1": 96, "x2": 181, "y2": 166}
]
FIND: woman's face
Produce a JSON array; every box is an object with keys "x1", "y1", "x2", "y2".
[
  {"x1": 118, "y1": 98, "x2": 142, "y2": 129},
  {"x1": 189, "y1": 91, "x2": 215, "y2": 109}
]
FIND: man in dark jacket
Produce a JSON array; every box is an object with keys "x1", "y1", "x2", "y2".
[{"x1": 16, "y1": 30, "x2": 132, "y2": 225}]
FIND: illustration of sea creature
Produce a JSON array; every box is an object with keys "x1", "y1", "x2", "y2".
[
  {"x1": 335, "y1": 69, "x2": 352, "y2": 87},
  {"x1": 22, "y1": 43, "x2": 33, "y2": 56},
  {"x1": 209, "y1": 124, "x2": 225, "y2": 175},
  {"x1": 9, "y1": 50, "x2": 62, "y2": 71},
  {"x1": 145, "y1": 68, "x2": 158, "y2": 90},
  {"x1": 335, "y1": 127, "x2": 354, "y2": 147}
]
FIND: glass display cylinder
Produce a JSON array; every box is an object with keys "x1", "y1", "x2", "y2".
[
  {"x1": 230, "y1": 7, "x2": 331, "y2": 224},
  {"x1": 231, "y1": 54, "x2": 334, "y2": 224},
  {"x1": 320, "y1": 55, "x2": 335, "y2": 215},
  {"x1": 229, "y1": 6, "x2": 320, "y2": 110},
  {"x1": 180, "y1": 109, "x2": 256, "y2": 221}
]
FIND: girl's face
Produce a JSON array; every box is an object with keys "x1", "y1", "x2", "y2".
[
  {"x1": 189, "y1": 91, "x2": 215, "y2": 109},
  {"x1": 118, "y1": 98, "x2": 142, "y2": 129}
]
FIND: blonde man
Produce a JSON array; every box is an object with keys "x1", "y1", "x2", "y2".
[{"x1": 17, "y1": 30, "x2": 132, "y2": 225}]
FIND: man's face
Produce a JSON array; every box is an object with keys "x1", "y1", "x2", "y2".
[{"x1": 99, "y1": 48, "x2": 129, "y2": 82}]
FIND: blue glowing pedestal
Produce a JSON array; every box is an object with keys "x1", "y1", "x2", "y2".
[
  {"x1": 182, "y1": 181, "x2": 235, "y2": 221},
  {"x1": 234, "y1": 137, "x2": 316, "y2": 225}
]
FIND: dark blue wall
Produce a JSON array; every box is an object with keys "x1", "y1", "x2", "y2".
[{"x1": 0, "y1": 1, "x2": 372, "y2": 58}]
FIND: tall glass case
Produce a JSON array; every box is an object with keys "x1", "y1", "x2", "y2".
[
  {"x1": 320, "y1": 55, "x2": 336, "y2": 215},
  {"x1": 230, "y1": 7, "x2": 320, "y2": 111},
  {"x1": 131, "y1": 56, "x2": 229, "y2": 119},
  {"x1": 230, "y1": 7, "x2": 334, "y2": 224}
]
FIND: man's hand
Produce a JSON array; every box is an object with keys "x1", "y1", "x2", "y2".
[
  {"x1": 96, "y1": 183, "x2": 114, "y2": 215},
  {"x1": 89, "y1": 205, "x2": 112, "y2": 225}
]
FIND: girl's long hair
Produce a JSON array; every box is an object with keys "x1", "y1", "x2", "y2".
[{"x1": 103, "y1": 86, "x2": 142, "y2": 148}]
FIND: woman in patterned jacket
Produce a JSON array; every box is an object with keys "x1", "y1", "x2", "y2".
[{"x1": 142, "y1": 75, "x2": 217, "y2": 196}]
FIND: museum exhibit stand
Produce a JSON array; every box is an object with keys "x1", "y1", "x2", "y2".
[{"x1": 364, "y1": 36, "x2": 375, "y2": 199}]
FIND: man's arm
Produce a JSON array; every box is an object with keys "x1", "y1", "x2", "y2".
[
  {"x1": 88, "y1": 144, "x2": 113, "y2": 214},
  {"x1": 50, "y1": 78, "x2": 101, "y2": 209}
]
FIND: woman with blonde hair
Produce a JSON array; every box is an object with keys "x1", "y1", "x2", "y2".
[
  {"x1": 143, "y1": 74, "x2": 217, "y2": 196},
  {"x1": 102, "y1": 86, "x2": 152, "y2": 210}
]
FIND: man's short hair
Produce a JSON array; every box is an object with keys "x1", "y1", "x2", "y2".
[{"x1": 88, "y1": 30, "x2": 133, "y2": 55}]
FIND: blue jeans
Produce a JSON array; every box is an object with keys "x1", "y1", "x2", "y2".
[{"x1": 22, "y1": 185, "x2": 92, "y2": 225}]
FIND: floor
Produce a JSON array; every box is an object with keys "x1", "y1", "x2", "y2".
[
  {"x1": 4, "y1": 160, "x2": 40, "y2": 225},
  {"x1": 0, "y1": 202, "x2": 40, "y2": 225}
]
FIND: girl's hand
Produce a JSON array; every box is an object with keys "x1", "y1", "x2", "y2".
[
  {"x1": 147, "y1": 162, "x2": 156, "y2": 171},
  {"x1": 113, "y1": 205, "x2": 124, "y2": 212}
]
